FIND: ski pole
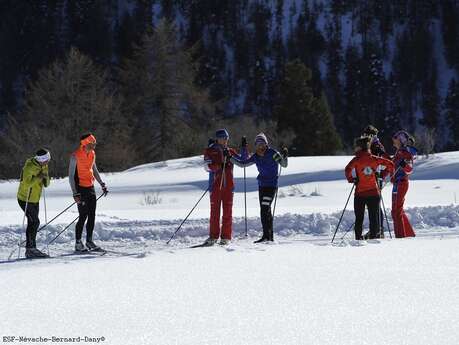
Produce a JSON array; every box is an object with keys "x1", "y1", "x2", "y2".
[
  {"x1": 375, "y1": 178, "x2": 392, "y2": 239},
  {"x1": 380, "y1": 192, "x2": 393, "y2": 239},
  {"x1": 9, "y1": 200, "x2": 77, "y2": 259},
  {"x1": 18, "y1": 188, "x2": 32, "y2": 259},
  {"x1": 43, "y1": 187, "x2": 49, "y2": 255},
  {"x1": 220, "y1": 160, "x2": 226, "y2": 190},
  {"x1": 46, "y1": 215, "x2": 80, "y2": 246},
  {"x1": 167, "y1": 188, "x2": 210, "y2": 244},
  {"x1": 244, "y1": 165, "x2": 248, "y2": 237},
  {"x1": 272, "y1": 166, "x2": 282, "y2": 220},
  {"x1": 331, "y1": 183, "x2": 355, "y2": 243},
  {"x1": 340, "y1": 221, "x2": 356, "y2": 241},
  {"x1": 47, "y1": 194, "x2": 105, "y2": 246}
]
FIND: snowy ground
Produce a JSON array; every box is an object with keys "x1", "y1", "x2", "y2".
[{"x1": 1, "y1": 152, "x2": 459, "y2": 344}]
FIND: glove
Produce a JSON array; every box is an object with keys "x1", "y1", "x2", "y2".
[
  {"x1": 223, "y1": 148, "x2": 232, "y2": 160},
  {"x1": 282, "y1": 147, "x2": 289, "y2": 158},
  {"x1": 101, "y1": 182, "x2": 109, "y2": 196},
  {"x1": 73, "y1": 193, "x2": 81, "y2": 204},
  {"x1": 273, "y1": 152, "x2": 282, "y2": 162},
  {"x1": 241, "y1": 136, "x2": 247, "y2": 147},
  {"x1": 348, "y1": 177, "x2": 358, "y2": 185},
  {"x1": 399, "y1": 160, "x2": 407, "y2": 168}
]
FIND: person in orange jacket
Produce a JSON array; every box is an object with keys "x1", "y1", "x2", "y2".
[
  {"x1": 345, "y1": 136, "x2": 394, "y2": 240},
  {"x1": 68, "y1": 133, "x2": 108, "y2": 252},
  {"x1": 391, "y1": 130, "x2": 417, "y2": 238},
  {"x1": 202, "y1": 129, "x2": 247, "y2": 245},
  {"x1": 361, "y1": 124, "x2": 391, "y2": 238}
]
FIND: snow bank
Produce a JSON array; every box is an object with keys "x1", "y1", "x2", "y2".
[{"x1": 2, "y1": 205, "x2": 459, "y2": 253}]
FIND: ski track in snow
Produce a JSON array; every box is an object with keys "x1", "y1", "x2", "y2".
[{"x1": 2, "y1": 204, "x2": 459, "y2": 263}]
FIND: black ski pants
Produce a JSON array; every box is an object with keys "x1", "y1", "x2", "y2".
[
  {"x1": 354, "y1": 195, "x2": 381, "y2": 240},
  {"x1": 18, "y1": 200, "x2": 40, "y2": 248},
  {"x1": 259, "y1": 186, "x2": 277, "y2": 241},
  {"x1": 75, "y1": 186, "x2": 97, "y2": 242}
]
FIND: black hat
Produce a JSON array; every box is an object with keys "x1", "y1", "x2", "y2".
[
  {"x1": 354, "y1": 136, "x2": 371, "y2": 150},
  {"x1": 363, "y1": 125, "x2": 378, "y2": 136}
]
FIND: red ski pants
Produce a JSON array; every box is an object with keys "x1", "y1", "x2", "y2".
[
  {"x1": 209, "y1": 187, "x2": 234, "y2": 240},
  {"x1": 392, "y1": 180, "x2": 415, "y2": 238}
]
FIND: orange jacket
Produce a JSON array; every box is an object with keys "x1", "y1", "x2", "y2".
[
  {"x1": 73, "y1": 147, "x2": 96, "y2": 188},
  {"x1": 345, "y1": 151, "x2": 394, "y2": 197}
]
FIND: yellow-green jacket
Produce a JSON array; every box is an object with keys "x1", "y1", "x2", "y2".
[{"x1": 17, "y1": 158, "x2": 50, "y2": 203}]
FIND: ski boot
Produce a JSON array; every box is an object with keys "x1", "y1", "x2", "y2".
[
  {"x1": 25, "y1": 247, "x2": 49, "y2": 259},
  {"x1": 86, "y1": 240, "x2": 102, "y2": 252},
  {"x1": 254, "y1": 237, "x2": 269, "y2": 243},
  {"x1": 75, "y1": 240, "x2": 88, "y2": 252},
  {"x1": 219, "y1": 239, "x2": 231, "y2": 246},
  {"x1": 203, "y1": 237, "x2": 217, "y2": 246}
]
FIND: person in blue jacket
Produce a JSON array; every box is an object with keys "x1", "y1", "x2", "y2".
[{"x1": 231, "y1": 133, "x2": 288, "y2": 243}]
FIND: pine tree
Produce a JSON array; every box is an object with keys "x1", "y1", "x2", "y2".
[
  {"x1": 420, "y1": 60, "x2": 440, "y2": 131},
  {"x1": 1, "y1": 48, "x2": 134, "y2": 177},
  {"x1": 247, "y1": 1, "x2": 272, "y2": 116},
  {"x1": 64, "y1": 0, "x2": 113, "y2": 65},
  {"x1": 441, "y1": 0, "x2": 459, "y2": 69},
  {"x1": 120, "y1": 19, "x2": 212, "y2": 162},
  {"x1": 325, "y1": 16, "x2": 344, "y2": 135},
  {"x1": 444, "y1": 78, "x2": 459, "y2": 149},
  {"x1": 115, "y1": 12, "x2": 137, "y2": 61},
  {"x1": 366, "y1": 50, "x2": 388, "y2": 131},
  {"x1": 274, "y1": 60, "x2": 342, "y2": 155},
  {"x1": 384, "y1": 74, "x2": 402, "y2": 139},
  {"x1": 343, "y1": 44, "x2": 364, "y2": 146}
]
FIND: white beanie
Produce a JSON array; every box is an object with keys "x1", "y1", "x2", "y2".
[
  {"x1": 35, "y1": 149, "x2": 51, "y2": 163},
  {"x1": 254, "y1": 133, "x2": 268, "y2": 146}
]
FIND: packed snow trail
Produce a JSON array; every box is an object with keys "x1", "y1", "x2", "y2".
[{"x1": 1, "y1": 237, "x2": 459, "y2": 345}]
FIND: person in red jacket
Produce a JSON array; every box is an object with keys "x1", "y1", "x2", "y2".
[
  {"x1": 362, "y1": 124, "x2": 391, "y2": 238},
  {"x1": 203, "y1": 129, "x2": 245, "y2": 245},
  {"x1": 391, "y1": 130, "x2": 416, "y2": 238},
  {"x1": 345, "y1": 136, "x2": 394, "y2": 240}
]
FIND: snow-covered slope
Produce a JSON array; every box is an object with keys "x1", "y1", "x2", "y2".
[{"x1": 1, "y1": 152, "x2": 459, "y2": 344}]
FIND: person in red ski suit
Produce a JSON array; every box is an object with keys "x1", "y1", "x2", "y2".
[
  {"x1": 391, "y1": 130, "x2": 416, "y2": 238},
  {"x1": 345, "y1": 136, "x2": 394, "y2": 240},
  {"x1": 203, "y1": 129, "x2": 246, "y2": 245}
]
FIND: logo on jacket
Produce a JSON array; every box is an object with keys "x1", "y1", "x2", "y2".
[{"x1": 363, "y1": 166, "x2": 374, "y2": 176}]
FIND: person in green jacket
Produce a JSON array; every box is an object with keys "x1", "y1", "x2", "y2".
[{"x1": 17, "y1": 148, "x2": 51, "y2": 258}]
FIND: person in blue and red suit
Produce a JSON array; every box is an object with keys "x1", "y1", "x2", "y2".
[
  {"x1": 345, "y1": 136, "x2": 394, "y2": 240},
  {"x1": 203, "y1": 129, "x2": 247, "y2": 245},
  {"x1": 362, "y1": 125, "x2": 391, "y2": 238},
  {"x1": 231, "y1": 133, "x2": 288, "y2": 243},
  {"x1": 391, "y1": 130, "x2": 417, "y2": 238}
]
